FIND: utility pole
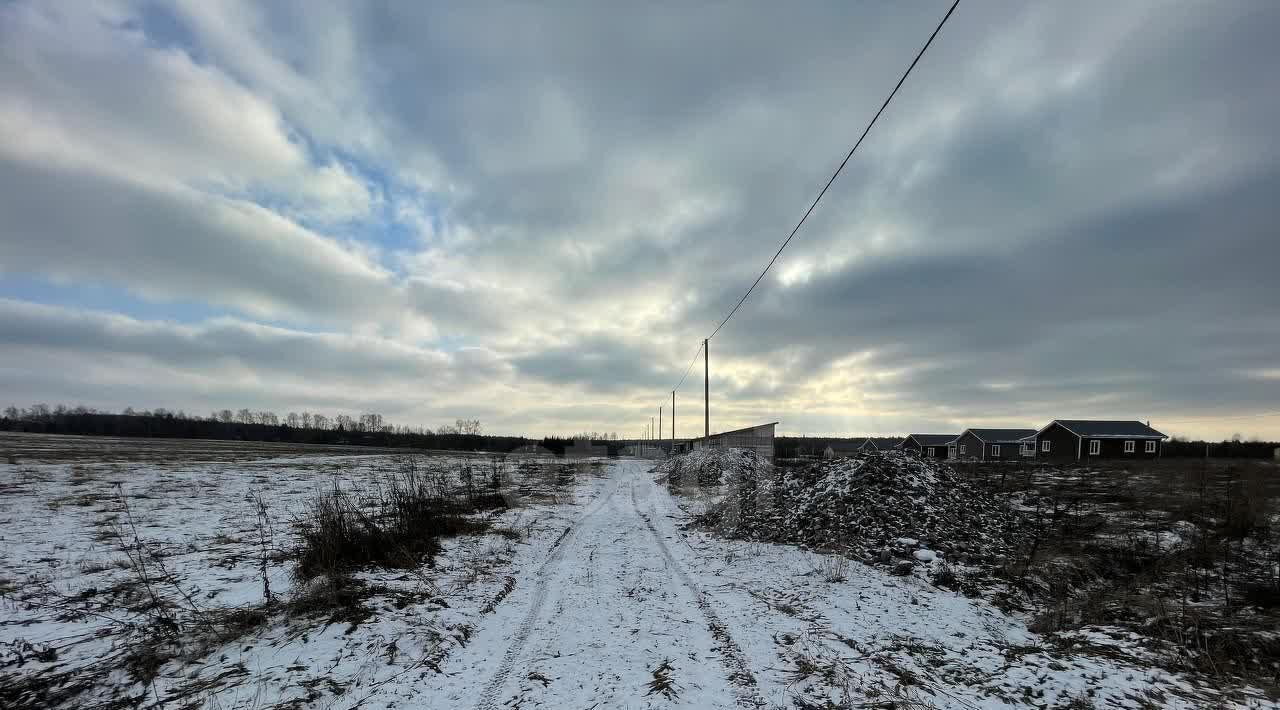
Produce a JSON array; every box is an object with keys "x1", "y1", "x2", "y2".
[
  {"x1": 703, "y1": 338, "x2": 710, "y2": 438},
  {"x1": 671, "y1": 390, "x2": 676, "y2": 450},
  {"x1": 651, "y1": 417, "x2": 655, "y2": 449},
  {"x1": 659, "y1": 405, "x2": 663, "y2": 444}
]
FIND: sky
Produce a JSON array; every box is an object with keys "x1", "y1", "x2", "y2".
[{"x1": 1, "y1": 0, "x2": 1278, "y2": 441}]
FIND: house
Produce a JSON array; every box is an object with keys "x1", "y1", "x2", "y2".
[
  {"x1": 1029, "y1": 420, "x2": 1167, "y2": 461},
  {"x1": 898, "y1": 434, "x2": 958, "y2": 459},
  {"x1": 684, "y1": 422, "x2": 777, "y2": 461},
  {"x1": 952, "y1": 429, "x2": 1037, "y2": 460},
  {"x1": 864, "y1": 437, "x2": 903, "y2": 452}
]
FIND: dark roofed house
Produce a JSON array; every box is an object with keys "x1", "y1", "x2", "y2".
[
  {"x1": 1032, "y1": 420, "x2": 1167, "y2": 460},
  {"x1": 953, "y1": 428, "x2": 1037, "y2": 461},
  {"x1": 865, "y1": 437, "x2": 903, "y2": 452},
  {"x1": 899, "y1": 434, "x2": 958, "y2": 459}
]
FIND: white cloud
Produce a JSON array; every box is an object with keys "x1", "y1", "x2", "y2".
[{"x1": 1, "y1": 0, "x2": 1278, "y2": 438}]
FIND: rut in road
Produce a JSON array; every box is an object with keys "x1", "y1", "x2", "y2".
[
  {"x1": 470, "y1": 479, "x2": 621, "y2": 710},
  {"x1": 631, "y1": 478, "x2": 770, "y2": 709}
]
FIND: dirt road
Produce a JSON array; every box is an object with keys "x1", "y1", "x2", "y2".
[{"x1": 437, "y1": 459, "x2": 762, "y2": 709}]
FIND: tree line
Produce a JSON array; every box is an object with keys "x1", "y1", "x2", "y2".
[{"x1": 0, "y1": 404, "x2": 527, "y2": 452}]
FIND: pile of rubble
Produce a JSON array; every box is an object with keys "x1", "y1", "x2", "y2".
[
  {"x1": 698, "y1": 451, "x2": 1022, "y2": 572},
  {"x1": 654, "y1": 447, "x2": 770, "y2": 490}
]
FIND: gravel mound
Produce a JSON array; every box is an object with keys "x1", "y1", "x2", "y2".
[
  {"x1": 698, "y1": 451, "x2": 1021, "y2": 570},
  {"x1": 654, "y1": 447, "x2": 770, "y2": 489}
]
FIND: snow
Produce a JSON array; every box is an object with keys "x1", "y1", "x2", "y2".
[
  {"x1": 913, "y1": 548, "x2": 937, "y2": 562},
  {"x1": 2, "y1": 438, "x2": 1273, "y2": 708}
]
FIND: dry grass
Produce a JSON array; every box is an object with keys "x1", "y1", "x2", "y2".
[
  {"x1": 645, "y1": 658, "x2": 680, "y2": 700},
  {"x1": 291, "y1": 469, "x2": 495, "y2": 581},
  {"x1": 978, "y1": 458, "x2": 1280, "y2": 693}
]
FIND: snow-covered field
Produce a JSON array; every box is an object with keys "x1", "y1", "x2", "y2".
[{"x1": 2, "y1": 435, "x2": 1272, "y2": 708}]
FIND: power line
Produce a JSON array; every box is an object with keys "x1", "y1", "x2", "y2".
[
  {"x1": 672, "y1": 341, "x2": 704, "y2": 393},
  {"x1": 707, "y1": 0, "x2": 960, "y2": 341},
  {"x1": 659, "y1": 1, "x2": 958, "y2": 435}
]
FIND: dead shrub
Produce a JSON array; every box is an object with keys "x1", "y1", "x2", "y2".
[{"x1": 292, "y1": 469, "x2": 495, "y2": 581}]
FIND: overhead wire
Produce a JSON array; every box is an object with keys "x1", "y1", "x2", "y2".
[
  {"x1": 707, "y1": 0, "x2": 960, "y2": 341},
  {"x1": 657, "y1": 0, "x2": 960, "y2": 435}
]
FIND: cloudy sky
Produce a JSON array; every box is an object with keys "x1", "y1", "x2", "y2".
[{"x1": 2, "y1": 1, "x2": 1278, "y2": 440}]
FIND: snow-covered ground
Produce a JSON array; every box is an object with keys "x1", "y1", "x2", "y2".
[{"x1": 2, "y1": 438, "x2": 1272, "y2": 708}]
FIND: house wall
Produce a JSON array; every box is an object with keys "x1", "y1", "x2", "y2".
[
  {"x1": 984, "y1": 441, "x2": 1012, "y2": 460},
  {"x1": 1035, "y1": 423, "x2": 1080, "y2": 461},
  {"x1": 955, "y1": 432, "x2": 985, "y2": 460},
  {"x1": 915, "y1": 441, "x2": 952, "y2": 459},
  {"x1": 1081, "y1": 436, "x2": 1161, "y2": 460},
  {"x1": 900, "y1": 438, "x2": 922, "y2": 454},
  {"x1": 922, "y1": 444, "x2": 950, "y2": 459}
]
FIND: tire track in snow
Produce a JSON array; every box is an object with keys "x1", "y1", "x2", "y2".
[
  {"x1": 631, "y1": 479, "x2": 770, "y2": 709},
  {"x1": 470, "y1": 478, "x2": 621, "y2": 710}
]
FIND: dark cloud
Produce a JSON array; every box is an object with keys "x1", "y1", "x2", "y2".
[{"x1": 1, "y1": 1, "x2": 1278, "y2": 437}]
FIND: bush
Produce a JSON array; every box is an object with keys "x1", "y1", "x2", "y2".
[{"x1": 293, "y1": 469, "x2": 494, "y2": 580}]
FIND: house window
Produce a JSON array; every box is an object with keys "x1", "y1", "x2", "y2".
[
  {"x1": 1145, "y1": 440, "x2": 1157, "y2": 453},
  {"x1": 1041, "y1": 440, "x2": 1050, "y2": 452},
  {"x1": 1089, "y1": 440, "x2": 1101, "y2": 455},
  {"x1": 991, "y1": 444, "x2": 1001, "y2": 457},
  {"x1": 927, "y1": 447, "x2": 935, "y2": 457},
  {"x1": 1124, "y1": 440, "x2": 1135, "y2": 453},
  {"x1": 1022, "y1": 442, "x2": 1033, "y2": 454},
  {"x1": 959, "y1": 444, "x2": 966, "y2": 454}
]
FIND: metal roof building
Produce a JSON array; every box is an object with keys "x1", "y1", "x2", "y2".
[{"x1": 676, "y1": 421, "x2": 777, "y2": 461}]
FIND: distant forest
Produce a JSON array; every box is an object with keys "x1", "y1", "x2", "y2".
[{"x1": 0, "y1": 404, "x2": 598, "y2": 455}]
